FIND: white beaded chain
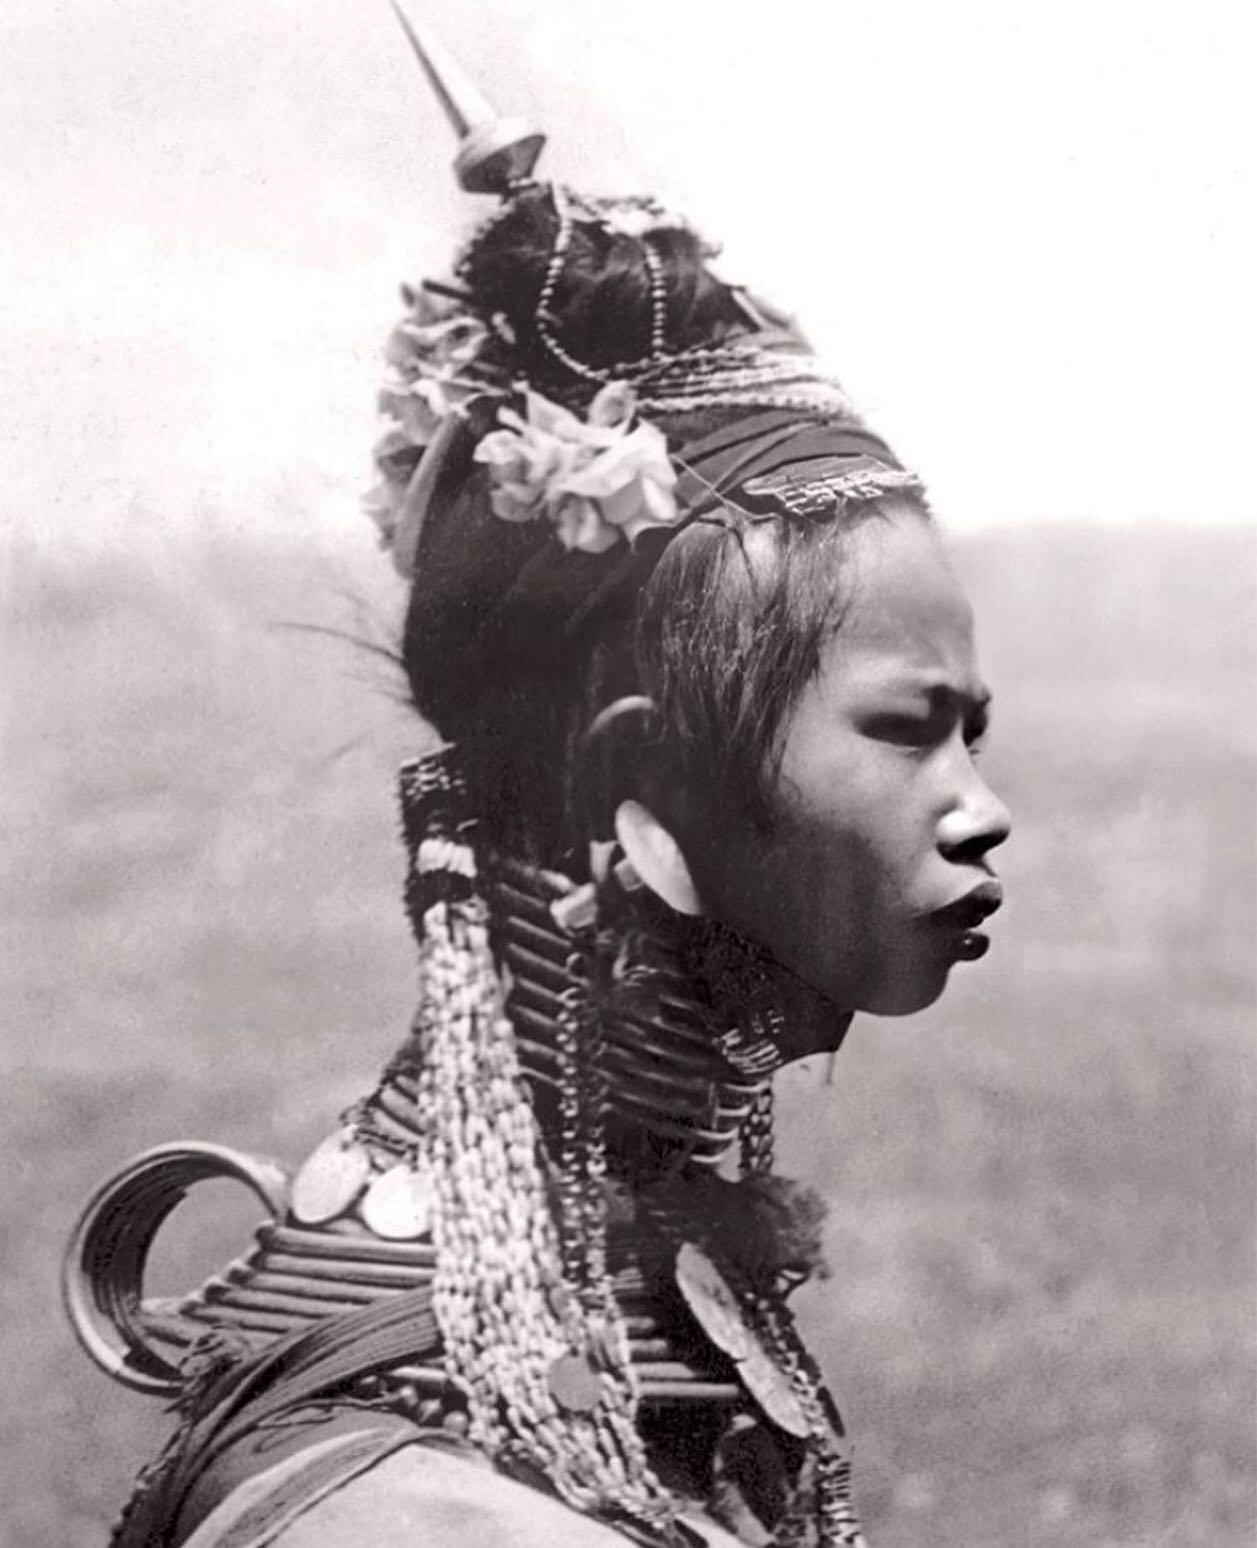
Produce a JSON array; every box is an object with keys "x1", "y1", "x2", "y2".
[
  {"x1": 411, "y1": 895, "x2": 675, "y2": 1533},
  {"x1": 640, "y1": 236, "x2": 669, "y2": 360},
  {"x1": 520, "y1": 183, "x2": 862, "y2": 411}
]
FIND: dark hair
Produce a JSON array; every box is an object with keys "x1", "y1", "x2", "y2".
[
  {"x1": 458, "y1": 186, "x2": 747, "y2": 397},
  {"x1": 401, "y1": 187, "x2": 925, "y2": 868},
  {"x1": 638, "y1": 511, "x2": 879, "y2": 835}
]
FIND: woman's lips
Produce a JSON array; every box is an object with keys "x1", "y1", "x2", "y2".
[
  {"x1": 951, "y1": 930, "x2": 990, "y2": 961},
  {"x1": 924, "y1": 879, "x2": 1003, "y2": 960},
  {"x1": 927, "y1": 878, "x2": 1004, "y2": 930}
]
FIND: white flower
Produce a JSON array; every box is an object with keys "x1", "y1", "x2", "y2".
[
  {"x1": 379, "y1": 310, "x2": 492, "y2": 443},
  {"x1": 472, "y1": 384, "x2": 680, "y2": 554},
  {"x1": 364, "y1": 287, "x2": 501, "y2": 557}
]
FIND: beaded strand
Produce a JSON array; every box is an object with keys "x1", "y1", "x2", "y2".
[
  {"x1": 466, "y1": 180, "x2": 862, "y2": 423},
  {"x1": 533, "y1": 186, "x2": 615, "y2": 387},
  {"x1": 399, "y1": 751, "x2": 869, "y2": 1543},
  {"x1": 641, "y1": 237, "x2": 669, "y2": 361},
  {"x1": 402, "y1": 754, "x2": 679, "y2": 1539},
  {"x1": 740, "y1": 1284, "x2": 866, "y2": 1548},
  {"x1": 739, "y1": 1082, "x2": 776, "y2": 1178}
]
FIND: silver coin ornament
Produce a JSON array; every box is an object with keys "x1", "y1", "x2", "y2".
[
  {"x1": 359, "y1": 1161, "x2": 434, "y2": 1240},
  {"x1": 289, "y1": 1129, "x2": 372, "y2": 1225},
  {"x1": 737, "y1": 1335, "x2": 813, "y2": 1440},
  {"x1": 676, "y1": 1242, "x2": 811, "y2": 1439},
  {"x1": 547, "y1": 1352, "x2": 604, "y2": 1414}
]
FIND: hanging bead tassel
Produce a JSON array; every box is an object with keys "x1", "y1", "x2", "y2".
[{"x1": 398, "y1": 750, "x2": 678, "y2": 1539}]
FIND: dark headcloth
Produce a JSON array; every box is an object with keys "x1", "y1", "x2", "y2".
[{"x1": 404, "y1": 406, "x2": 907, "y2": 738}]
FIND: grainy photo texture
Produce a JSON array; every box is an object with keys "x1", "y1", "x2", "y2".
[{"x1": 2, "y1": 3, "x2": 1253, "y2": 1545}]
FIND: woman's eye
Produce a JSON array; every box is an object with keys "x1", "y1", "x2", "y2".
[
  {"x1": 865, "y1": 712, "x2": 938, "y2": 747},
  {"x1": 964, "y1": 715, "x2": 990, "y2": 758}
]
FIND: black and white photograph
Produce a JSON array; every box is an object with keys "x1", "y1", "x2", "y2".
[{"x1": 2, "y1": 2, "x2": 1252, "y2": 1544}]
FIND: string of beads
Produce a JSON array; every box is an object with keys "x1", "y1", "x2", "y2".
[
  {"x1": 460, "y1": 180, "x2": 863, "y2": 426},
  {"x1": 401, "y1": 754, "x2": 680, "y2": 1539},
  {"x1": 402, "y1": 748, "x2": 868, "y2": 1546}
]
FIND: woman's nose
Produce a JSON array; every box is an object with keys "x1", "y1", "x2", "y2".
[{"x1": 937, "y1": 772, "x2": 1012, "y2": 864}]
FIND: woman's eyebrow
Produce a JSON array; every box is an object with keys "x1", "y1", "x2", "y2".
[
  {"x1": 936, "y1": 680, "x2": 992, "y2": 714},
  {"x1": 875, "y1": 674, "x2": 993, "y2": 713}
]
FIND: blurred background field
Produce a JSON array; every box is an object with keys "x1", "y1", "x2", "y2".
[
  {"x1": 0, "y1": 518, "x2": 1251, "y2": 1547},
  {"x1": 4, "y1": 2, "x2": 1253, "y2": 1542}
]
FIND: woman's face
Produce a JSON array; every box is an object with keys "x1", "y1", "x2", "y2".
[{"x1": 697, "y1": 508, "x2": 1011, "y2": 1018}]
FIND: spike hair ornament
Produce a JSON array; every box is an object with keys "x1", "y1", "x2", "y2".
[
  {"x1": 366, "y1": 8, "x2": 916, "y2": 582},
  {"x1": 45, "y1": 6, "x2": 971, "y2": 1544},
  {"x1": 50, "y1": 6, "x2": 915, "y2": 1544},
  {"x1": 368, "y1": 8, "x2": 891, "y2": 1544}
]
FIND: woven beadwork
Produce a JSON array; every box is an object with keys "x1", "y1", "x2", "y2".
[
  {"x1": 742, "y1": 453, "x2": 923, "y2": 519},
  {"x1": 399, "y1": 751, "x2": 477, "y2": 923}
]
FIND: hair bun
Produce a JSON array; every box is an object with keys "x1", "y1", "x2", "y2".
[{"x1": 458, "y1": 185, "x2": 744, "y2": 398}]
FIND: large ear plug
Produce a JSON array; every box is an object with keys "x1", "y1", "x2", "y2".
[
  {"x1": 575, "y1": 695, "x2": 665, "y2": 842},
  {"x1": 613, "y1": 799, "x2": 704, "y2": 916}
]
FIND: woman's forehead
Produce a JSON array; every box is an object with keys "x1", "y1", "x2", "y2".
[{"x1": 832, "y1": 515, "x2": 978, "y2": 681}]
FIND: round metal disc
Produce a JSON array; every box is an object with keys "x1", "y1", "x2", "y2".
[
  {"x1": 675, "y1": 1242, "x2": 753, "y2": 1361},
  {"x1": 359, "y1": 1162, "x2": 434, "y2": 1240},
  {"x1": 675, "y1": 1242, "x2": 810, "y2": 1439},
  {"x1": 737, "y1": 1344, "x2": 811, "y2": 1440},
  {"x1": 547, "y1": 1352, "x2": 604, "y2": 1414},
  {"x1": 289, "y1": 1131, "x2": 371, "y2": 1225}
]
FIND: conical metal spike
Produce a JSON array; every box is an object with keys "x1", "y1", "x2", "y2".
[
  {"x1": 389, "y1": 0, "x2": 546, "y2": 195},
  {"x1": 389, "y1": 0, "x2": 493, "y2": 137}
]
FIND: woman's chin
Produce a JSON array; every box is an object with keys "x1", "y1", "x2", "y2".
[
  {"x1": 860, "y1": 963, "x2": 954, "y2": 1018},
  {"x1": 771, "y1": 949, "x2": 945, "y2": 1029}
]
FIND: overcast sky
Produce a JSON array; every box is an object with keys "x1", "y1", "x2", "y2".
[{"x1": 2, "y1": 0, "x2": 1253, "y2": 552}]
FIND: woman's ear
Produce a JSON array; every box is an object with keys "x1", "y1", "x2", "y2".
[
  {"x1": 613, "y1": 799, "x2": 704, "y2": 916},
  {"x1": 577, "y1": 696, "x2": 663, "y2": 841}
]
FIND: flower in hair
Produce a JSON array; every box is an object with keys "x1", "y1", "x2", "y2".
[
  {"x1": 474, "y1": 383, "x2": 679, "y2": 554},
  {"x1": 365, "y1": 286, "x2": 499, "y2": 554},
  {"x1": 378, "y1": 292, "x2": 493, "y2": 446}
]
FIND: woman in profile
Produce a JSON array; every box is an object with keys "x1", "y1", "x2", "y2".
[{"x1": 68, "y1": 13, "x2": 1009, "y2": 1546}]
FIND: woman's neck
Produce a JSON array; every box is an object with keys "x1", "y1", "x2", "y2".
[{"x1": 485, "y1": 853, "x2": 769, "y2": 1178}]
